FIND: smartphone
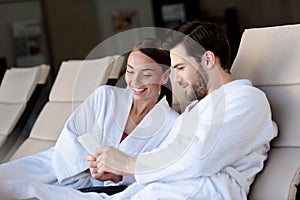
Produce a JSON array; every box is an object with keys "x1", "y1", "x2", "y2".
[{"x1": 78, "y1": 133, "x2": 101, "y2": 156}]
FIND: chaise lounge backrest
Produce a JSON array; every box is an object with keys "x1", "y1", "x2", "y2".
[
  {"x1": 10, "y1": 56, "x2": 124, "y2": 160},
  {"x1": 231, "y1": 24, "x2": 300, "y2": 200},
  {"x1": 0, "y1": 65, "x2": 49, "y2": 146}
]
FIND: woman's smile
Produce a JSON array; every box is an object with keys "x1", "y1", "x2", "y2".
[{"x1": 132, "y1": 87, "x2": 147, "y2": 95}]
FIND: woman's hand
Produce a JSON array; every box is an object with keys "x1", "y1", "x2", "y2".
[
  {"x1": 86, "y1": 154, "x2": 100, "y2": 176},
  {"x1": 86, "y1": 154, "x2": 123, "y2": 182},
  {"x1": 95, "y1": 146, "x2": 137, "y2": 176}
]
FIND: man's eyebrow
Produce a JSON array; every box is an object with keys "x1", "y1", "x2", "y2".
[
  {"x1": 171, "y1": 63, "x2": 184, "y2": 69},
  {"x1": 127, "y1": 64, "x2": 133, "y2": 69}
]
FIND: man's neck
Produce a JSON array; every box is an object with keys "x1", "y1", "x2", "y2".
[{"x1": 207, "y1": 66, "x2": 233, "y2": 94}]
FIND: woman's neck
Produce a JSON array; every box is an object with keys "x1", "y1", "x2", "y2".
[
  {"x1": 124, "y1": 98, "x2": 158, "y2": 135},
  {"x1": 131, "y1": 98, "x2": 158, "y2": 116}
]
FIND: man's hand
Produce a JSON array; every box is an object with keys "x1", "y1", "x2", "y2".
[
  {"x1": 95, "y1": 146, "x2": 137, "y2": 176},
  {"x1": 86, "y1": 154, "x2": 122, "y2": 182},
  {"x1": 86, "y1": 146, "x2": 136, "y2": 182}
]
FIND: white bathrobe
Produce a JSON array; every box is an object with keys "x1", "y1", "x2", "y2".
[
  {"x1": 0, "y1": 80, "x2": 278, "y2": 200},
  {"x1": 0, "y1": 86, "x2": 179, "y2": 194}
]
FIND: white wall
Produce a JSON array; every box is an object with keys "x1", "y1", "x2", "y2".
[{"x1": 0, "y1": 0, "x2": 48, "y2": 67}]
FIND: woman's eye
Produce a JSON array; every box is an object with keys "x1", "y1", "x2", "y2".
[
  {"x1": 126, "y1": 70, "x2": 134, "y2": 74},
  {"x1": 142, "y1": 74, "x2": 152, "y2": 77}
]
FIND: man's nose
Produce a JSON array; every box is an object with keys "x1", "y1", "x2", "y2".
[{"x1": 173, "y1": 71, "x2": 182, "y2": 83}]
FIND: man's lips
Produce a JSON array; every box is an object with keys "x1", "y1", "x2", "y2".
[{"x1": 179, "y1": 83, "x2": 189, "y2": 90}]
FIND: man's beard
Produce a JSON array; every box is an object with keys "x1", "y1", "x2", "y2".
[{"x1": 186, "y1": 71, "x2": 208, "y2": 101}]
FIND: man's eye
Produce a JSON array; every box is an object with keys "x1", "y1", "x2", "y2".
[
  {"x1": 143, "y1": 74, "x2": 152, "y2": 77},
  {"x1": 126, "y1": 70, "x2": 134, "y2": 74}
]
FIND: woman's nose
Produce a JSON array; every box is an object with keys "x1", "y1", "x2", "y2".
[{"x1": 131, "y1": 74, "x2": 143, "y2": 85}]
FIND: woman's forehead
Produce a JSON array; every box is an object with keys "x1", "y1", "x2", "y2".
[{"x1": 128, "y1": 51, "x2": 162, "y2": 71}]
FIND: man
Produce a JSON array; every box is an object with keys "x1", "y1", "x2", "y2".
[
  {"x1": 0, "y1": 20, "x2": 278, "y2": 200},
  {"x1": 88, "y1": 20, "x2": 278, "y2": 199}
]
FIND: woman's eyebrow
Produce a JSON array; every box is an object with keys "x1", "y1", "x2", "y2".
[
  {"x1": 141, "y1": 68, "x2": 155, "y2": 72},
  {"x1": 127, "y1": 65, "x2": 155, "y2": 71}
]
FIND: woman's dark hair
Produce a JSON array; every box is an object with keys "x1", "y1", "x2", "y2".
[
  {"x1": 130, "y1": 38, "x2": 173, "y2": 106},
  {"x1": 163, "y1": 20, "x2": 231, "y2": 72}
]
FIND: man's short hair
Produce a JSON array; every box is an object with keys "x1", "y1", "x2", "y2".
[{"x1": 163, "y1": 20, "x2": 231, "y2": 72}]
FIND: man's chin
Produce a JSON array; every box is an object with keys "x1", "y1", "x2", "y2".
[{"x1": 185, "y1": 92, "x2": 197, "y2": 101}]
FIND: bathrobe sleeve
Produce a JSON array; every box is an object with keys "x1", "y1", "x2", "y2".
[
  {"x1": 51, "y1": 88, "x2": 101, "y2": 185},
  {"x1": 52, "y1": 85, "x2": 179, "y2": 186},
  {"x1": 52, "y1": 86, "x2": 134, "y2": 186},
  {"x1": 0, "y1": 87, "x2": 179, "y2": 200},
  {"x1": 135, "y1": 83, "x2": 278, "y2": 184}
]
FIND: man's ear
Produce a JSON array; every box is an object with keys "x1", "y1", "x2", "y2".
[
  {"x1": 161, "y1": 68, "x2": 171, "y2": 84},
  {"x1": 203, "y1": 51, "x2": 215, "y2": 70}
]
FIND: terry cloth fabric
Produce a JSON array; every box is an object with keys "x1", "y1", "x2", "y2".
[{"x1": 0, "y1": 85, "x2": 178, "y2": 198}]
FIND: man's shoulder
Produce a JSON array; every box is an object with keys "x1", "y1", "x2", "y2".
[
  {"x1": 227, "y1": 79, "x2": 265, "y2": 97},
  {"x1": 226, "y1": 79, "x2": 270, "y2": 109}
]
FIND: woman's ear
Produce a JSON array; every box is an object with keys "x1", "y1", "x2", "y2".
[
  {"x1": 203, "y1": 51, "x2": 216, "y2": 70},
  {"x1": 161, "y1": 68, "x2": 171, "y2": 84}
]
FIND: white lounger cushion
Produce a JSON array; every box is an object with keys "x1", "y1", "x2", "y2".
[
  {"x1": 0, "y1": 67, "x2": 40, "y2": 103},
  {"x1": 259, "y1": 85, "x2": 300, "y2": 148},
  {"x1": 0, "y1": 135, "x2": 7, "y2": 147},
  {"x1": 29, "y1": 102, "x2": 81, "y2": 141},
  {"x1": 231, "y1": 24, "x2": 300, "y2": 200},
  {"x1": 36, "y1": 64, "x2": 50, "y2": 84},
  {"x1": 10, "y1": 138, "x2": 55, "y2": 160},
  {"x1": 10, "y1": 56, "x2": 123, "y2": 160},
  {"x1": 11, "y1": 102, "x2": 81, "y2": 160},
  {"x1": 249, "y1": 148, "x2": 300, "y2": 199},
  {"x1": 49, "y1": 57, "x2": 115, "y2": 102},
  {"x1": 109, "y1": 55, "x2": 125, "y2": 79},
  {"x1": 10, "y1": 64, "x2": 50, "y2": 85},
  {"x1": 0, "y1": 65, "x2": 50, "y2": 148},
  {"x1": 0, "y1": 103, "x2": 25, "y2": 136}
]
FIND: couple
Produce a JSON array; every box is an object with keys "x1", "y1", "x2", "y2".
[{"x1": 0, "y1": 20, "x2": 277, "y2": 199}]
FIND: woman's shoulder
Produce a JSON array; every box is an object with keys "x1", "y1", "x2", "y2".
[
  {"x1": 168, "y1": 108, "x2": 180, "y2": 120},
  {"x1": 159, "y1": 97, "x2": 180, "y2": 119},
  {"x1": 84, "y1": 85, "x2": 131, "y2": 110},
  {"x1": 93, "y1": 85, "x2": 130, "y2": 97}
]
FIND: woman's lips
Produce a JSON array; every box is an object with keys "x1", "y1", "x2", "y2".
[{"x1": 133, "y1": 87, "x2": 147, "y2": 94}]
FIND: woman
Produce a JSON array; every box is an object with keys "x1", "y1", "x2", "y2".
[{"x1": 0, "y1": 38, "x2": 179, "y2": 194}]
